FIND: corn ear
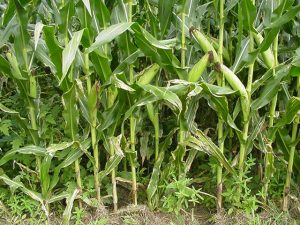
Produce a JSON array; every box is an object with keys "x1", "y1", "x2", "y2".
[
  {"x1": 188, "y1": 53, "x2": 210, "y2": 82},
  {"x1": 253, "y1": 32, "x2": 274, "y2": 69},
  {"x1": 219, "y1": 64, "x2": 249, "y2": 122},
  {"x1": 137, "y1": 63, "x2": 160, "y2": 85},
  {"x1": 191, "y1": 27, "x2": 249, "y2": 121},
  {"x1": 190, "y1": 27, "x2": 219, "y2": 63}
]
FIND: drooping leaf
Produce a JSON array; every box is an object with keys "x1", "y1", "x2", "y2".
[
  {"x1": 184, "y1": 128, "x2": 236, "y2": 175},
  {"x1": 0, "y1": 174, "x2": 44, "y2": 208},
  {"x1": 0, "y1": 145, "x2": 46, "y2": 166}
]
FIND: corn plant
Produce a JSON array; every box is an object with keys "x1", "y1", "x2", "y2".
[{"x1": 0, "y1": 0, "x2": 300, "y2": 224}]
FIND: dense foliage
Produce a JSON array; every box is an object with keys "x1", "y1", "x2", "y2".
[{"x1": 0, "y1": 0, "x2": 299, "y2": 224}]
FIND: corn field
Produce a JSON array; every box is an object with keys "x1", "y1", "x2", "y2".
[{"x1": 0, "y1": 0, "x2": 299, "y2": 224}]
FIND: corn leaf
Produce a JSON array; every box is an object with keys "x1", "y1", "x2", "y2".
[
  {"x1": 185, "y1": 129, "x2": 236, "y2": 175},
  {"x1": 158, "y1": 0, "x2": 176, "y2": 38},
  {"x1": 63, "y1": 188, "x2": 80, "y2": 225},
  {"x1": 0, "y1": 174, "x2": 44, "y2": 204},
  {"x1": 61, "y1": 29, "x2": 84, "y2": 84},
  {"x1": 0, "y1": 145, "x2": 46, "y2": 166},
  {"x1": 88, "y1": 22, "x2": 134, "y2": 53}
]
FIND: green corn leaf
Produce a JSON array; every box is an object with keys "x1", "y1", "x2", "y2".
[
  {"x1": 147, "y1": 151, "x2": 164, "y2": 205},
  {"x1": 98, "y1": 136, "x2": 124, "y2": 181},
  {"x1": 59, "y1": 0, "x2": 75, "y2": 36},
  {"x1": 62, "y1": 85, "x2": 79, "y2": 139},
  {"x1": 231, "y1": 38, "x2": 250, "y2": 73},
  {"x1": 111, "y1": 74, "x2": 135, "y2": 92},
  {"x1": 0, "y1": 103, "x2": 38, "y2": 144},
  {"x1": 61, "y1": 29, "x2": 84, "y2": 84},
  {"x1": 90, "y1": 52, "x2": 112, "y2": 81},
  {"x1": 260, "y1": 5, "x2": 300, "y2": 52},
  {"x1": 246, "y1": 114, "x2": 266, "y2": 154},
  {"x1": 158, "y1": 0, "x2": 176, "y2": 38},
  {"x1": 123, "y1": 95, "x2": 159, "y2": 122},
  {"x1": 87, "y1": 82, "x2": 99, "y2": 128},
  {"x1": 276, "y1": 128, "x2": 300, "y2": 174},
  {"x1": 13, "y1": 0, "x2": 30, "y2": 68},
  {"x1": 275, "y1": 97, "x2": 300, "y2": 127},
  {"x1": 113, "y1": 50, "x2": 143, "y2": 75},
  {"x1": 88, "y1": 22, "x2": 134, "y2": 53},
  {"x1": 13, "y1": 0, "x2": 29, "y2": 44},
  {"x1": 2, "y1": 0, "x2": 16, "y2": 26},
  {"x1": 241, "y1": 0, "x2": 256, "y2": 32},
  {"x1": 49, "y1": 139, "x2": 91, "y2": 191},
  {"x1": 251, "y1": 66, "x2": 291, "y2": 110},
  {"x1": 145, "y1": 0, "x2": 159, "y2": 37},
  {"x1": 48, "y1": 192, "x2": 69, "y2": 204},
  {"x1": 138, "y1": 84, "x2": 182, "y2": 112},
  {"x1": 76, "y1": 79, "x2": 90, "y2": 123},
  {"x1": 139, "y1": 132, "x2": 150, "y2": 165},
  {"x1": 58, "y1": 149, "x2": 80, "y2": 170},
  {"x1": 92, "y1": 0, "x2": 110, "y2": 30},
  {"x1": 41, "y1": 154, "x2": 52, "y2": 198},
  {"x1": 0, "y1": 55, "x2": 11, "y2": 75},
  {"x1": 200, "y1": 83, "x2": 239, "y2": 131},
  {"x1": 147, "y1": 128, "x2": 177, "y2": 207},
  {"x1": 35, "y1": 41, "x2": 57, "y2": 74},
  {"x1": 131, "y1": 24, "x2": 186, "y2": 79},
  {"x1": 111, "y1": 0, "x2": 129, "y2": 24},
  {"x1": 99, "y1": 100, "x2": 125, "y2": 131},
  {"x1": 251, "y1": 65, "x2": 286, "y2": 94},
  {"x1": 46, "y1": 142, "x2": 76, "y2": 154},
  {"x1": 146, "y1": 103, "x2": 155, "y2": 125},
  {"x1": 0, "y1": 16, "x2": 18, "y2": 48},
  {"x1": 0, "y1": 174, "x2": 44, "y2": 205},
  {"x1": 6, "y1": 52, "x2": 27, "y2": 80},
  {"x1": 185, "y1": 129, "x2": 236, "y2": 175},
  {"x1": 225, "y1": 0, "x2": 239, "y2": 13},
  {"x1": 0, "y1": 145, "x2": 46, "y2": 166},
  {"x1": 63, "y1": 188, "x2": 80, "y2": 225},
  {"x1": 269, "y1": 4, "x2": 300, "y2": 29},
  {"x1": 43, "y1": 26, "x2": 63, "y2": 81}
]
